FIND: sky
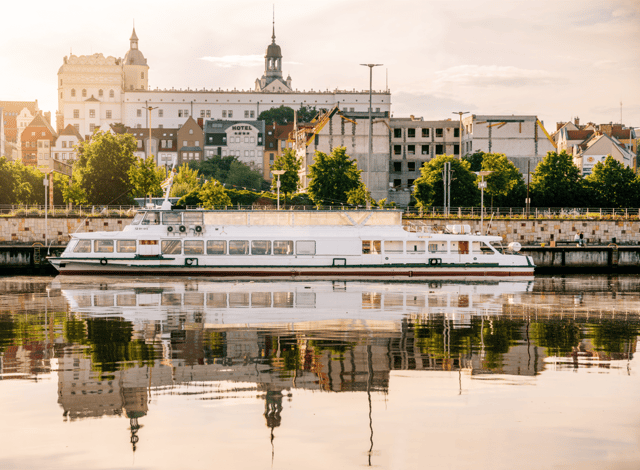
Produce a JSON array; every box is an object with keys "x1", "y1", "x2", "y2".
[{"x1": 2, "y1": 0, "x2": 639, "y2": 132}]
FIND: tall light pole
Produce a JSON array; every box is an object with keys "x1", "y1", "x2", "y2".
[
  {"x1": 360, "y1": 63, "x2": 382, "y2": 208},
  {"x1": 272, "y1": 170, "x2": 285, "y2": 210},
  {"x1": 142, "y1": 106, "x2": 158, "y2": 161},
  {"x1": 452, "y1": 111, "x2": 469, "y2": 159},
  {"x1": 477, "y1": 171, "x2": 492, "y2": 235}
]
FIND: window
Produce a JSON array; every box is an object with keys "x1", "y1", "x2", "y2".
[
  {"x1": 407, "y1": 128, "x2": 416, "y2": 138},
  {"x1": 393, "y1": 179, "x2": 401, "y2": 187},
  {"x1": 436, "y1": 144, "x2": 444, "y2": 155},
  {"x1": 244, "y1": 110, "x2": 249, "y2": 118},
  {"x1": 296, "y1": 241, "x2": 316, "y2": 255},
  {"x1": 407, "y1": 161, "x2": 416, "y2": 171},
  {"x1": 472, "y1": 241, "x2": 495, "y2": 255},
  {"x1": 94, "y1": 240, "x2": 114, "y2": 253},
  {"x1": 62, "y1": 141, "x2": 67, "y2": 148},
  {"x1": 244, "y1": 137, "x2": 249, "y2": 143},
  {"x1": 207, "y1": 240, "x2": 226, "y2": 255},
  {"x1": 89, "y1": 124, "x2": 96, "y2": 133},
  {"x1": 106, "y1": 110, "x2": 112, "y2": 119},
  {"x1": 407, "y1": 145, "x2": 415, "y2": 154},
  {"x1": 82, "y1": 89, "x2": 87, "y2": 98},
  {"x1": 408, "y1": 179, "x2": 415, "y2": 186},
  {"x1": 137, "y1": 140, "x2": 142, "y2": 148},
  {"x1": 422, "y1": 145, "x2": 430, "y2": 155},
  {"x1": 117, "y1": 240, "x2": 137, "y2": 253},
  {"x1": 158, "y1": 109, "x2": 163, "y2": 117},
  {"x1": 98, "y1": 89, "x2": 103, "y2": 97},
  {"x1": 393, "y1": 162, "x2": 402, "y2": 172},
  {"x1": 251, "y1": 240, "x2": 271, "y2": 255},
  {"x1": 435, "y1": 128, "x2": 443, "y2": 137},
  {"x1": 161, "y1": 240, "x2": 182, "y2": 255},
  {"x1": 162, "y1": 212, "x2": 181, "y2": 225},
  {"x1": 228, "y1": 110, "x2": 233, "y2": 118},
  {"x1": 74, "y1": 240, "x2": 92, "y2": 253},
  {"x1": 89, "y1": 109, "x2": 95, "y2": 118},
  {"x1": 222, "y1": 110, "x2": 227, "y2": 118},
  {"x1": 229, "y1": 240, "x2": 249, "y2": 255},
  {"x1": 142, "y1": 212, "x2": 160, "y2": 225},
  {"x1": 183, "y1": 140, "x2": 188, "y2": 146},
  {"x1": 454, "y1": 144, "x2": 460, "y2": 155},
  {"x1": 407, "y1": 241, "x2": 425, "y2": 253},
  {"x1": 393, "y1": 128, "x2": 402, "y2": 138},
  {"x1": 71, "y1": 89, "x2": 76, "y2": 97},
  {"x1": 384, "y1": 240, "x2": 403, "y2": 253},
  {"x1": 184, "y1": 240, "x2": 204, "y2": 255},
  {"x1": 74, "y1": 124, "x2": 80, "y2": 132},
  {"x1": 393, "y1": 145, "x2": 402, "y2": 155},
  {"x1": 362, "y1": 240, "x2": 381, "y2": 254},
  {"x1": 109, "y1": 89, "x2": 114, "y2": 98},
  {"x1": 250, "y1": 110, "x2": 255, "y2": 118},
  {"x1": 273, "y1": 241, "x2": 293, "y2": 255},
  {"x1": 428, "y1": 242, "x2": 447, "y2": 253},
  {"x1": 422, "y1": 128, "x2": 430, "y2": 138},
  {"x1": 137, "y1": 109, "x2": 142, "y2": 117},
  {"x1": 454, "y1": 128, "x2": 460, "y2": 138},
  {"x1": 141, "y1": 71, "x2": 145, "y2": 79},
  {"x1": 195, "y1": 141, "x2": 199, "y2": 146}
]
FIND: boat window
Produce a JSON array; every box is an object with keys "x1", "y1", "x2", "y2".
[
  {"x1": 229, "y1": 292, "x2": 250, "y2": 307},
  {"x1": 142, "y1": 212, "x2": 160, "y2": 225},
  {"x1": 161, "y1": 240, "x2": 182, "y2": 254},
  {"x1": 251, "y1": 240, "x2": 271, "y2": 255},
  {"x1": 139, "y1": 240, "x2": 158, "y2": 246},
  {"x1": 362, "y1": 240, "x2": 381, "y2": 254},
  {"x1": 428, "y1": 242, "x2": 447, "y2": 253},
  {"x1": 184, "y1": 293, "x2": 204, "y2": 306},
  {"x1": 117, "y1": 294, "x2": 136, "y2": 306},
  {"x1": 406, "y1": 241, "x2": 425, "y2": 253},
  {"x1": 273, "y1": 240, "x2": 293, "y2": 255},
  {"x1": 273, "y1": 292, "x2": 294, "y2": 308},
  {"x1": 117, "y1": 240, "x2": 137, "y2": 253},
  {"x1": 94, "y1": 294, "x2": 114, "y2": 307},
  {"x1": 184, "y1": 240, "x2": 204, "y2": 255},
  {"x1": 296, "y1": 240, "x2": 316, "y2": 255},
  {"x1": 74, "y1": 240, "x2": 92, "y2": 253},
  {"x1": 131, "y1": 212, "x2": 144, "y2": 225},
  {"x1": 207, "y1": 293, "x2": 228, "y2": 308},
  {"x1": 207, "y1": 240, "x2": 226, "y2": 255},
  {"x1": 163, "y1": 212, "x2": 182, "y2": 225},
  {"x1": 183, "y1": 212, "x2": 203, "y2": 225},
  {"x1": 472, "y1": 241, "x2": 496, "y2": 255},
  {"x1": 229, "y1": 240, "x2": 249, "y2": 255},
  {"x1": 65, "y1": 239, "x2": 78, "y2": 254},
  {"x1": 252, "y1": 292, "x2": 272, "y2": 307},
  {"x1": 490, "y1": 241, "x2": 504, "y2": 254},
  {"x1": 384, "y1": 241, "x2": 403, "y2": 253},
  {"x1": 94, "y1": 240, "x2": 114, "y2": 253},
  {"x1": 162, "y1": 293, "x2": 182, "y2": 306}
]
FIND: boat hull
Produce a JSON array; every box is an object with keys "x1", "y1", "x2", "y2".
[{"x1": 50, "y1": 259, "x2": 534, "y2": 279}]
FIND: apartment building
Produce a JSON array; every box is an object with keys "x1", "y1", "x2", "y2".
[{"x1": 203, "y1": 120, "x2": 265, "y2": 171}]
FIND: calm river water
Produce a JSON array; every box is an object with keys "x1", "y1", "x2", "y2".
[{"x1": 1, "y1": 274, "x2": 640, "y2": 469}]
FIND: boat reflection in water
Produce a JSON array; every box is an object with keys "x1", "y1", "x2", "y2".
[{"x1": 26, "y1": 277, "x2": 637, "y2": 465}]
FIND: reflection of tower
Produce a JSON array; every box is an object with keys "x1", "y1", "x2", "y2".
[
  {"x1": 122, "y1": 386, "x2": 148, "y2": 452},
  {"x1": 263, "y1": 388, "x2": 284, "y2": 462}
]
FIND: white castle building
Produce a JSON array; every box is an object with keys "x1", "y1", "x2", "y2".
[{"x1": 56, "y1": 26, "x2": 391, "y2": 139}]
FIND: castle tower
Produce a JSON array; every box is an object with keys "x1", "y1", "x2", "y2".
[
  {"x1": 123, "y1": 27, "x2": 149, "y2": 91},
  {"x1": 255, "y1": 20, "x2": 292, "y2": 92}
]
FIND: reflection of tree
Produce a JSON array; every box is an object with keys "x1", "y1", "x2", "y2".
[
  {"x1": 203, "y1": 332, "x2": 226, "y2": 360},
  {"x1": 0, "y1": 319, "x2": 16, "y2": 353},
  {"x1": 586, "y1": 320, "x2": 639, "y2": 356},
  {"x1": 530, "y1": 320, "x2": 582, "y2": 356},
  {"x1": 85, "y1": 319, "x2": 156, "y2": 375}
]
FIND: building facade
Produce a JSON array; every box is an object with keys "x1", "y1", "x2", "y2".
[
  {"x1": 20, "y1": 112, "x2": 58, "y2": 169},
  {"x1": 51, "y1": 124, "x2": 83, "y2": 162},
  {"x1": 177, "y1": 117, "x2": 204, "y2": 166},
  {"x1": 573, "y1": 133, "x2": 633, "y2": 176},
  {"x1": 203, "y1": 120, "x2": 265, "y2": 171},
  {"x1": 0, "y1": 100, "x2": 38, "y2": 160},
  {"x1": 461, "y1": 115, "x2": 556, "y2": 174}
]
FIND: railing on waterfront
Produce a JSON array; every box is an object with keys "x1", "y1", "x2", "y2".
[{"x1": 2, "y1": 204, "x2": 640, "y2": 220}]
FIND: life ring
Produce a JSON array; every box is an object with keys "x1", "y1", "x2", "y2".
[
  {"x1": 195, "y1": 225, "x2": 202, "y2": 233},
  {"x1": 429, "y1": 258, "x2": 441, "y2": 266},
  {"x1": 179, "y1": 225, "x2": 186, "y2": 233},
  {"x1": 100, "y1": 258, "x2": 108, "y2": 265},
  {"x1": 185, "y1": 258, "x2": 194, "y2": 266},
  {"x1": 167, "y1": 226, "x2": 174, "y2": 232}
]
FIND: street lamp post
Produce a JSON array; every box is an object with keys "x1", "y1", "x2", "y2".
[
  {"x1": 360, "y1": 63, "x2": 382, "y2": 208},
  {"x1": 477, "y1": 171, "x2": 492, "y2": 235},
  {"x1": 141, "y1": 106, "x2": 158, "y2": 161},
  {"x1": 272, "y1": 170, "x2": 285, "y2": 210},
  {"x1": 452, "y1": 111, "x2": 469, "y2": 159}
]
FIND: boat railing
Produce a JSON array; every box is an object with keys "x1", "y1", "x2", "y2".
[{"x1": 403, "y1": 221, "x2": 436, "y2": 233}]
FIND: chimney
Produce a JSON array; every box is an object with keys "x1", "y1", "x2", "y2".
[
  {"x1": 197, "y1": 118, "x2": 203, "y2": 128},
  {"x1": 574, "y1": 116, "x2": 580, "y2": 127}
]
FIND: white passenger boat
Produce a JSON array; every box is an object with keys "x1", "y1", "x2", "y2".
[{"x1": 48, "y1": 208, "x2": 534, "y2": 278}]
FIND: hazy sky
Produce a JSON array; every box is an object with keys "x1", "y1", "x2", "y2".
[{"x1": 2, "y1": 0, "x2": 639, "y2": 131}]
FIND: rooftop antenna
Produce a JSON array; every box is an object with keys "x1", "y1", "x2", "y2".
[{"x1": 620, "y1": 101, "x2": 622, "y2": 124}]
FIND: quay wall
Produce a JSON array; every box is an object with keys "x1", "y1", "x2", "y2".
[{"x1": 0, "y1": 216, "x2": 639, "y2": 246}]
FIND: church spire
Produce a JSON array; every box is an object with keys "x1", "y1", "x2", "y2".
[{"x1": 271, "y1": 6, "x2": 276, "y2": 43}]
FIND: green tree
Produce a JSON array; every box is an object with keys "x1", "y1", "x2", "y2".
[
  {"x1": 199, "y1": 180, "x2": 232, "y2": 208},
  {"x1": 463, "y1": 151, "x2": 484, "y2": 172},
  {"x1": 583, "y1": 156, "x2": 640, "y2": 207},
  {"x1": 258, "y1": 105, "x2": 317, "y2": 125},
  {"x1": 128, "y1": 155, "x2": 165, "y2": 205},
  {"x1": 0, "y1": 158, "x2": 19, "y2": 204},
  {"x1": 296, "y1": 105, "x2": 318, "y2": 123},
  {"x1": 345, "y1": 184, "x2": 373, "y2": 206},
  {"x1": 480, "y1": 153, "x2": 526, "y2": 208},
  {"x1": 413, "y1": 154, "x2": 478, "y2": 208},
  {"x1": 11, "y1": 162, "x2": 47, "y2": 205},
  {"x1": 190, "y1": 156, "x2": 235, "y2": 182},
  {"x1": 62, "y1": 180, "x2": 88, "y2": 205},
  {"x1": 307, "y1": 147, "x2": 363, "y2": 205},
  {"x1": 270, "y1": 149, "x2": 300, "y2": 195},
  {"x1": 530, "y1": 151, "x2": 583, "y2": 207},
  {"x1": 73, "y1": 131, "x2": 137, "y2": 205},
  {"x1": 225, "y1": 160, "x2": 266, "y2": 191},
  {"x1": 170, "y1": 164, "x2": 201, "y2": 197}
]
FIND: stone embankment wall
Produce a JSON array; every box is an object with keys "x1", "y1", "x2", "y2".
[
  {"x1": 0, "y1": 216, "x2": 638, "y2": 246},
  {"x1": 0, "y1": 218, "x2": 129, "y2": 244},
  {"x1": 407, "y1": 218, "x2": 640, "y2": 245}
]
